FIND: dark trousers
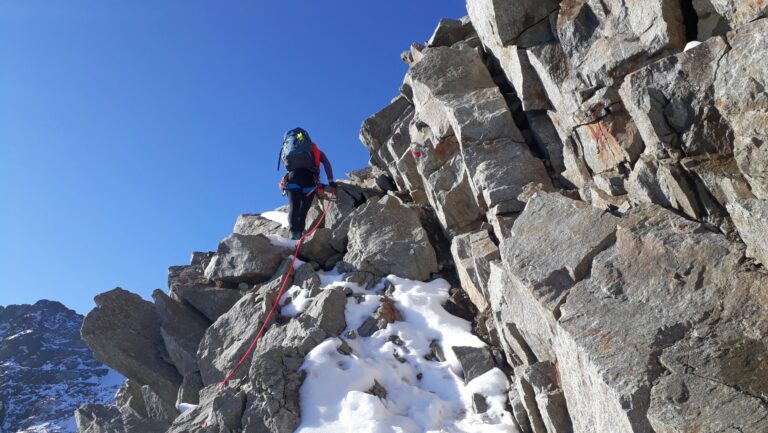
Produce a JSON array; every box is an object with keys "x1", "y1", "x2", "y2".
[{"x1": 287, "y1": 189, "x2": 315, "y2": 234}]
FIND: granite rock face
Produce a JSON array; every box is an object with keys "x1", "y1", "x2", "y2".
[
  {"x1": 356, "y1": 4, "x2": 768, "y2": 432},
  {"x1": 78, "y1": 3, "x2": 768, "y2": 432}
]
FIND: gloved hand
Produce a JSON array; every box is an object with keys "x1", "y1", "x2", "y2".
[{"x1": 327, "y1": 181, "x2": 337, "y2": 195}]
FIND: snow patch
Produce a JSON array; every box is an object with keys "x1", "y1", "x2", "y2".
[
  {"x1": 280, "y1": 285, "x2": 313, "y2": 317},
  {"x1": 177, "y1": 403, "x2": 198, "y2": 414},
  {"x1": 261, "y1": 211, "x2": 290, "y2": 228},
  {"x1": 684, "y1": 41, "x2": 702, "y2": 52},
  {"x1": 296, "y1": 276, "x2": 516, "y2": 433},
  {"x1": 280, "y1": 270, "x2": 350, "y2": 318},
  {"x1": 266, "y1": 234, "x2": 299, "y2": 249},
  {"x1": 6, "y1": 329, "x2": 33, "y2": 340}
]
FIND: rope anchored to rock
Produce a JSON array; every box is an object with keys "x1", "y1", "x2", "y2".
[{"x1": 218, "y1": 191, "x2": 335, "y2": 390}]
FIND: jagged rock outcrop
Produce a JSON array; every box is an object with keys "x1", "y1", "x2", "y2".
[
  {"x1": 153, "y1": 290, "x2": 211, "y2": 376},
  {"x1": 343, "y1": 195, "x2": 439, "y2": 280},
  {"x1": 205, "y1": 234, "x2": 291, "y2": 285},
  {"x1": 359, "y1": 2, "x2": 768, "y2": 432},
  {"x1": 81, "y1": 289, "x2": 181, "y2": 407},
  {"x1": 196, "y1": 289, "x2": 277, "y2": 386},
  {"x1": 77, "y1": 2, "x2": 768, "y2": 432}
]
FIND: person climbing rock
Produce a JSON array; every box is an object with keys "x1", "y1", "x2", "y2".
[{"x1": 278, "y1": 127, "x2": 335, "y2": 240}]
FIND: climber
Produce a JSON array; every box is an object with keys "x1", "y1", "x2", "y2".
[{"x1": 278, "y1": 127, "x2": 336, "y2": 240}]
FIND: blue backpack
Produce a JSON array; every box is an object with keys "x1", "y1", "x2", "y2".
[{"x1": 278, "y1": 128, "x2": 318, "y2": 172}]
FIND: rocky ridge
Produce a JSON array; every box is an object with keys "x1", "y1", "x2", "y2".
[{"x1": 76, "y1": 1, "x2": 768, "y2": 432}]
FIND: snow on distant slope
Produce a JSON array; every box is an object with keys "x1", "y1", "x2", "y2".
[{"x1": 0, "y1": 301, "x2": 123, "y2": 433}]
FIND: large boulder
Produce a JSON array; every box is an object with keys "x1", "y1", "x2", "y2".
[
  {"x1": 204, "y1": 234, "x2": 290, "y2": 285},
  {"x1": 490, "y1": 199, "x2": 768, "y2": 432},
  {"x1": 462, "y1": 138, "x2": 553, "y2": 213},
  {"x1": 196, "y1": 288, "x2": 278, "y2": 386},
  {"x1": 451, "y1": 345, "x2": 495, "y2": 383},
  {"x1": 170, "y1": 284, "x2": 244, "y2": 323},
  {"x1": 166, "y1": 385, "x2": 244, "y2": 433},
  {"x1": 140, "y1": 385, "x2": 178, "y2": 426},
  {"x1": 626, "y1": 157, "x2": 706, "y2": 220},
  {"x1": 570, "y1": 88, "x2": 644, "y2": 188},
  {"x1": 682, "y1": 155, "x2": 756, "y2": 210},
  {"x1": 298, "y1": 228, "x2": 337, "y2": 265},
  {"x1": 409, "y1": 45, "x2": 522, "y2": 144},
  {"x1": 620, "y1": 36, "x2": 732, "y2": 161},
  {"x1": 556, "y1": 206, "x2": 768, "y2": 432},
  {"x1": 152, "y1": 289, "x2": 211, "y2": 376},
  {"x1": 486, "y1": 192, "x2": 618, "y2": 369},
  {"x1": 467, "y1": 0, "x2": 560, "y2": 46},
  {"x1": 556, "y1": 0, "x2": 686, "y2": 89},
  {"x1": 177, "y1": 371, "x2": 204, "y2": 406},
  {"x1": 496, "y1": 192, "x2": 620, "y2": 362},
  {"x1": 343, "y1": 195, "x2": 439, "y2": 281},
  {"x1": 81, "y1": 288, "x2": 182, "y2": 406},
  {"x1": 527, "y1": 42, "x2": 581, "y2": 120},
  {"x1": 378, "y1": 107, "x2": 424, "y2": 197},
  {"x1": 324, "y1": 180, "x2": 383, "y2": 233}
]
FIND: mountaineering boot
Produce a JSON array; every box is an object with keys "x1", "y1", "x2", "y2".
[{"x1": 291, "y1": 231, "x2": 302, "y2": 240}]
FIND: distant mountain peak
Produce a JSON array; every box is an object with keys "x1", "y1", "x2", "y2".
[{"x1": 0, "y1": 300, "x2": 123, "y2": 433}]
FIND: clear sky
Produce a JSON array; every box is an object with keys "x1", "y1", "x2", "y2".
[{"x1": 0, "y1": 1, "x2": 467, "y2": 314}]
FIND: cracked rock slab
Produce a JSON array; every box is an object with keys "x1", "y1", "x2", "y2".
[
  {"x1": 728, "y1": 198, "x2": 768, "y2": 267},
  {"x1": 620, "y1": 36, "x2": 732, "y2": 161},
  {"x1": 343, "y1": 195, "x2": 439, "y2": 281},
  {"x1": 204, "y1": 234, "x2": 290, "y2": 285},
  {"x1": 81, "y1": 288, "x2": 182, "y2": 407},
  {"x1": 715, "y1": 19, "x2": 768, "y2": 200},
  {"x1": 556, "y1": 204, "x2": 766, "y2": 433}
]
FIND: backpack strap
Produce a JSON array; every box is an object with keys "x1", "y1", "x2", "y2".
[{"x1": 311, "y1": 143, "x2": 322, "y2": 170}]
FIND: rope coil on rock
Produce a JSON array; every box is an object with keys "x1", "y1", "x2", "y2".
[{"x1": 218, "y1": 192, "x2": 335, "y2": 390}]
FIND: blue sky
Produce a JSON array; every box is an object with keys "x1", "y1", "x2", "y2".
[{"x1": 0, "y1": 1, "x2": 467, "y2": 314}]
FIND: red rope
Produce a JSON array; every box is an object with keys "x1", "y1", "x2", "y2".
[{"x1": 218, "y1": 194, "x2": 334, "y2": 390}]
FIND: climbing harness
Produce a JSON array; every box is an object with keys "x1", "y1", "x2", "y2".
[{"x1": 218, "y1": 190, "x2": 336, "y2": 391}]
